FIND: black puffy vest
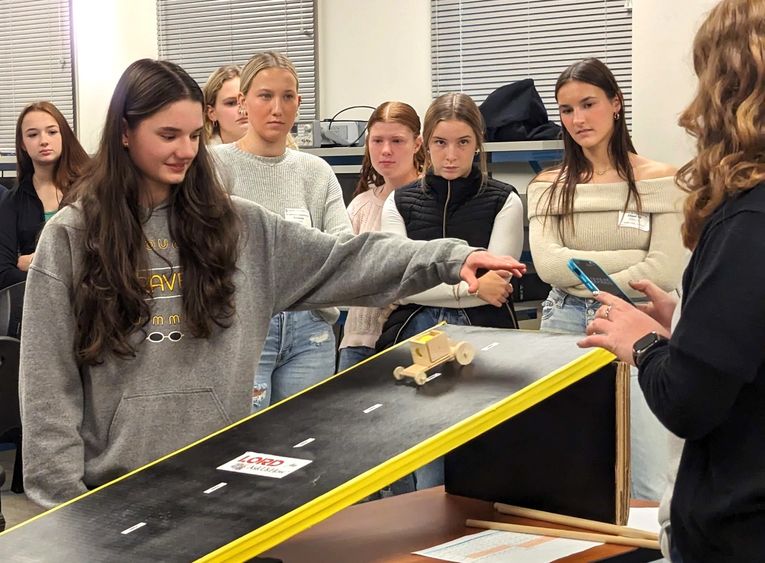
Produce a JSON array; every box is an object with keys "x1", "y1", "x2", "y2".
[
  {"x1": 376, "y1": 167, "x2": 520, "y2": 351},
  {"x1": 394, "y1": 167, "x2": 511, "y2": 246}
]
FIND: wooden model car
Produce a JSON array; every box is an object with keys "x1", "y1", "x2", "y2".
[{"x1": 393, "y1": 329, "x2": 475, "y2": 385}]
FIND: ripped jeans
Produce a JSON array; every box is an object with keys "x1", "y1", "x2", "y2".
[
  {"x1": 540, "y1": 287, "x2": 671, "y2": 501},
  {"x1": 251, "y1": 310, "x2": 337, "y2": 413}
]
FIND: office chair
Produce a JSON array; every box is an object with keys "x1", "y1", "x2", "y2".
[
  {"x1": 0, "y1": 337, "x2": 22, "y2": 494},
  {"x1": 0, "y1": 282, "x2": 26, "y2": 495},
  {"x1": 0, "y1": 281, "x2": 25, "y2": 339}
]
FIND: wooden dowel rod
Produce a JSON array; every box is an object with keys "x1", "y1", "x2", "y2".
[
  {"x1": 466, "y1": 519, "x2": 661, "y2": 550},
  {"x1": 493, "y1": 502, "x2": 658, "y2": 541}
]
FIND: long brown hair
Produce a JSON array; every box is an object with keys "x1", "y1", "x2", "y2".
[
  {"x1": 15, "y1": 101, "x2": 89, "y2": 193},
  {"x1": 354, "y1": 101, "x2": 425, "y2": 196},
  {"x1": 70, "y1": 59, "x2": 241, "y2": 365},
  {"x1": 203, "y1": 64, "x2": 241, "y2": 140},
  {"x1": 677, "y1": 0, "x2": 765, "y2": 249},
  {"x1": 540, "y1": 58, "x2": 638, "y2": 240},
  {"x1": 422, "y1": 93, "x2": 487, "y2": 189}
]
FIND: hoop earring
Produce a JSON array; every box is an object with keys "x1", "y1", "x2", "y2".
[{"x1": 613, "y1": 112, "x2": 620, "y2": 121}]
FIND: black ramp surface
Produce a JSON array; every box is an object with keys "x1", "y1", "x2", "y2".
[{"x1": 0, "y1": 326, "x2": 610, "y2": 562}]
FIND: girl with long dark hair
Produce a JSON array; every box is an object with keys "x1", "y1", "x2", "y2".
[
  {"x1": 0, "y1": 102, "x2": 89, "y2": 289},
  {"x1": 527, "y1": 58, "x2": 687, "y2": 501}
]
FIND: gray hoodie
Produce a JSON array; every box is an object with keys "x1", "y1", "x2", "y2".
[{"x1": 20, "y1": 197, "x2": 475, "y2": 508}]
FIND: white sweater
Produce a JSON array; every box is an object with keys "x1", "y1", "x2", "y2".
[{"x1": 527, "y1": 177, "x2": 686, "y2": 298}]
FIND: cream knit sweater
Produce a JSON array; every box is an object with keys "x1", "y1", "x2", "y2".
[{"x1": 527, "y1": 177, "x2": 687, "y2": 298}]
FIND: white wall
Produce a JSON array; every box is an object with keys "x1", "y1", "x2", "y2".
[
  {"x1": 72, "y1": 0, "x2": 158, "y2": 153},
  {"x1": 318, "y1": 0, "x2": 432, "y2": 121},
  {"x1": 631, "y1": 0, "x2": 718, "y2": 168}
]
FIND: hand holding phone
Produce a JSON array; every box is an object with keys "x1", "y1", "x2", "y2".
[{"x1": 567, "y1": 258, "x2": 635, "y2": 306}]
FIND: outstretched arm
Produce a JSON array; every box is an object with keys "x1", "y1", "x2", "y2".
[{"x1": 239, "y1": 202, "x2": 523, "y2": 314}]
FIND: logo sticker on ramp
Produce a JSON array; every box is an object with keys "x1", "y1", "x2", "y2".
[{"x1": 218, "y1": 452, "x2": 313, "y2": 479}]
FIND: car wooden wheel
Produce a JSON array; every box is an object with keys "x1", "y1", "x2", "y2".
[{"x1": 453, "y1": 342, "x2": 475, "y2": 365}]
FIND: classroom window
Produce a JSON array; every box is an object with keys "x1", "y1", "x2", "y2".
[
  {"x1": 0, "y1": 0, "x2": 76, "y2": 152},
  {"x1": 156, "y1": 0, "x2": 318, "y2": 119},
  {"x1": 431, "y1": 0, "x2": 633, "y2": 125}
]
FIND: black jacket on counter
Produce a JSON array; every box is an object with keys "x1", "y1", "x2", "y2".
[{"x1": 0, "y1": 177, "x2": 44, "y2": 290}]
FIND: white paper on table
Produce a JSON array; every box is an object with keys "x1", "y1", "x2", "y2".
[
  {"x1": 413, "y1": 529, "x2": 600, "y2": 562},
  {"x1": 627, "y1": 506, "x2": 662, "y2": 536}
]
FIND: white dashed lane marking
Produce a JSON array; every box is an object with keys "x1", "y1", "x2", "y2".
[
  {"x1": 121, "y1": 522, "x2": 146, "y2": 535},
  {"x1": 203, "y1": 482, "x2": 227, "y2": 494}
]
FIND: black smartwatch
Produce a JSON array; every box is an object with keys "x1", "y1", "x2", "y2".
[{"x1": 632, "y1": 331, "x2": 669, "y2": 368}]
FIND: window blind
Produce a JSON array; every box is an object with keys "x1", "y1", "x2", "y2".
[
  {"x1": 0, "y1": 0, "x2": 75, "y2": 152},
  {"x1": 157, "y1": 0, "x2": 317, "y2": 119},
  {"x1": 431, "y1": 0, "x2": 632, "y2": 125}
]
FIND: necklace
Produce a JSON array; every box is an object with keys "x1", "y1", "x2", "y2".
[{"x1": 594, "y1": 167, "x2": 613, "y2": 176}]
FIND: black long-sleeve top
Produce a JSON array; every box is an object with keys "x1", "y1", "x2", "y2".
[
  {"x1": 638, "y1": 184, "x2": 765, "y2": 562},
  {"x1": 0, "y1": 177, "x2": 45, "y2": 290}
]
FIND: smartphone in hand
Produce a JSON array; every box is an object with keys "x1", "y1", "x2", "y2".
[{"x1": 567, "y1": 258, "x2": 635, "y2": 306}]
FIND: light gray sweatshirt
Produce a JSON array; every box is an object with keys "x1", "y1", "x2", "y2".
[
  {"x1": 212, "y1": 144, "x2": 352, "y2": 323},
  {"x1": 20, "y1": 197, "x2": 474, "y2": 508}
]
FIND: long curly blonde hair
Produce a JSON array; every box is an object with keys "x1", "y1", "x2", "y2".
[{"x1": 677, "y1": 0, "x2": 765, "y2": 249}]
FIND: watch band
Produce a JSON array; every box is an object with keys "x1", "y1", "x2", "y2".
[{"x1": 633, "y1": 331, "x2": 669, "y2": 368}]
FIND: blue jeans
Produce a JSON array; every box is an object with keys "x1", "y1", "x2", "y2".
[
  {"x1": 337, "y1": 345, "x2": 375, "y2": 372},
  {"x1": 252, "y1": 310, "x2": 337, "y2": 413},
  {"x1": 540, "y1": 287, "x2": 670, "y2": 500},
  {"x1": 386, "y1": 306, "x2": 470, "y2": 493},
  {"x1": 540, "y1": 287, "x2": 601, "y2": 333}
]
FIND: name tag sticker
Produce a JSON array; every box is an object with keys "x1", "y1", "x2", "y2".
[
  {"x1": 218, "y1": 452, "x2": 313, "y2": 479},
  {"x1": 618, "y1": 211, "x2": 650, "y2": 232},
  {"x1": 284, "y1": 208, "x2": 312, "y2": 228}
]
